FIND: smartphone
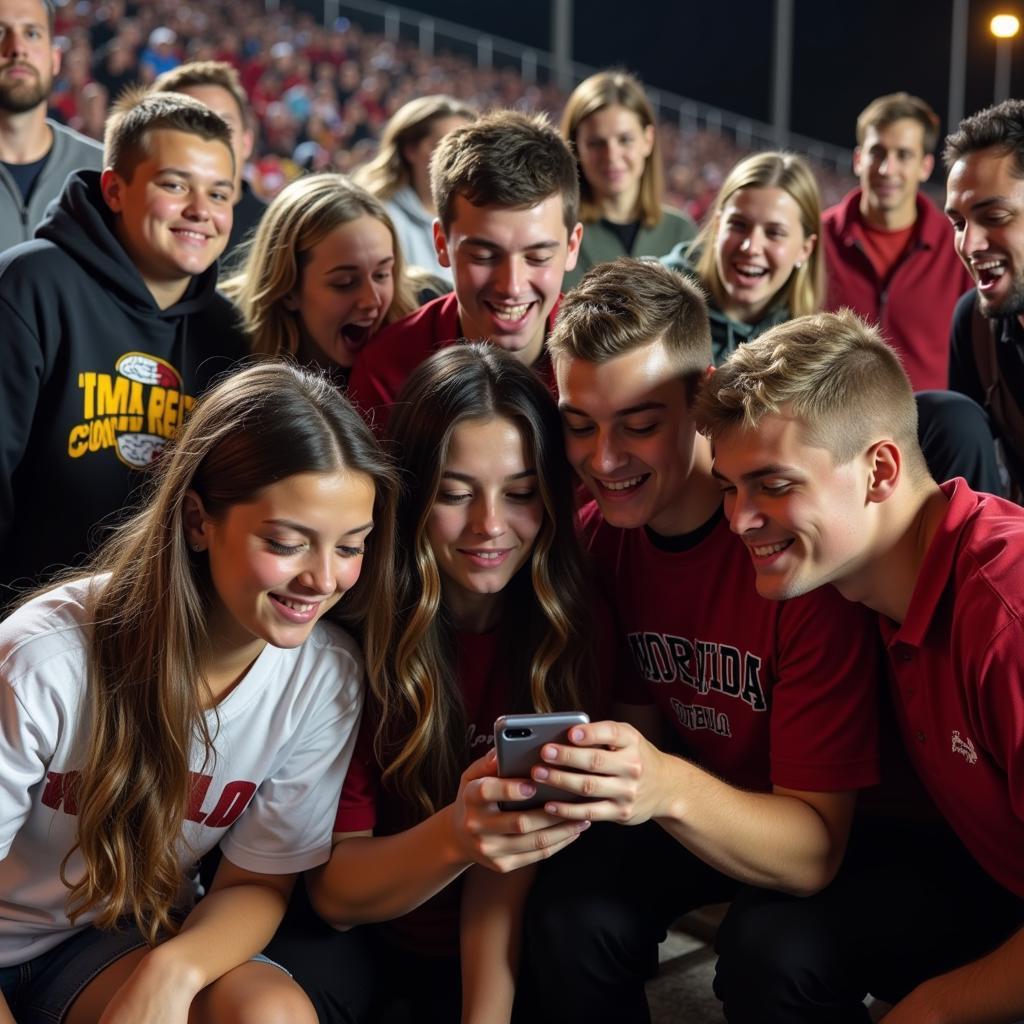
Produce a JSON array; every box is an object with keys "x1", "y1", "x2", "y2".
[{"x1": 495, "y1": 711, "x2": 590, "y2": 811}]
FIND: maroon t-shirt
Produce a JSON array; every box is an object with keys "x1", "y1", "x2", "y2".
[
  {"x1": 335, "y1": 607, "x2": 613, "y2": 951},
  {"x1": 580, "y1": 500, "x2": 882, "y2": 794},
  {"x1": 346, "y1": 293, "x2": 560, "y2": 435}
]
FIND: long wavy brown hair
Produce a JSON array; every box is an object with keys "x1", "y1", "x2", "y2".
[
  {"x1": 378, "y1": 345, "x2": 594, "y2": 819},
  {"x1": 61, "y1": 362, "x2": 398, "y2": 943}
]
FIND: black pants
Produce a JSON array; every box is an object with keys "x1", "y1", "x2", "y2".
[
  {"x1": 715, "y1": 816, "x2": 1023, "y2": 1022},
  {"x1": 523, "y1": 821, "x2": 738, "y2": 1023},
  {"x1": 523, "y1": 817, "x2": 1023, "y2": 1024}
]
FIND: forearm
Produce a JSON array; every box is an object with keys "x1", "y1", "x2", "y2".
[
  {"x1": 0, "y1": 991, "x2": 15, "y2": 1024},
  {"x1": 652, "y1": 755, "x2": 845, "y2": 895},
  {"x1": 166, "y1": 880, "x2": 290, "y2": 992},
  {"x1": 308, "y1": 805, "x2": 469, "y2": 927},
  {"x1": 883, "y1": 927, "x2": 1024, "y2": 1024},
  {"x1": 460, "y1": 864, "x2": 535, "y2": 1024},
  {"x1": 118, "y1": 880, "x2": 291, "y2": 1006}
]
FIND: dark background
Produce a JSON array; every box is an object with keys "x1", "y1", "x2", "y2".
[{"x1": 375, "y1": 0, "x2": 1023, "y2": 151}]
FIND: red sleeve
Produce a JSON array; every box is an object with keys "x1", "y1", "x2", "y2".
[
  {"x1": 769, "y1": 586, "x2": 882, "y2": 792},
  {"x1": 333, "y1": 712, "x2": 379, "y2": 833},
  {"x1": 977, "y1": 626, "x2": 1024, "y2": 826},
  {"x1": 346, "y1": 346, "x2": 396, "y2": 438}
]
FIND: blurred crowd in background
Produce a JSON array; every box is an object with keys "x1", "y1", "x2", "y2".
[{"x1": 46, "y1": 0, "x2": 856, "y2": 214}]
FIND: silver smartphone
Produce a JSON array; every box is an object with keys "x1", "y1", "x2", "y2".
[{"x1": 495, "y1": 711, "x2": 590, "y2": 811}]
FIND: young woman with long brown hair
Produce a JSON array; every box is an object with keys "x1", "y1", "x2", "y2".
[
  {"x1": 0, "y1": 362, "x2": 397, "y2": 1024},
  {"x1": 272, "y1": 344, "x2": 609, "y2": 1023}
]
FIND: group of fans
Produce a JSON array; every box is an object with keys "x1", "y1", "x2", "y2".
[{"x1": 1, "y1": 0, "x2": 1023, "y2": 1022}]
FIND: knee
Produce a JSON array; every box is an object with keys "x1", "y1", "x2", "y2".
[
  {"x1": 715, "y1": 893, "x2": 839, "y2": 995},
  {"x1": 200, "y1": 969, "x2": 319, "y2": 1024}
]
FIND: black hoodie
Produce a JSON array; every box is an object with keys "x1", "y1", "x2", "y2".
[{"x1": 0, "y1": 170, "x2": 247, "y2": 596}]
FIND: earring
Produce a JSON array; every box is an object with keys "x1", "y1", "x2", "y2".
[
  {"x1": 192, "y1": 543, "x2": 203, "y2": 553},
  {"x1": 794, "y1": 261, "x2": 803, "y2": 270}
]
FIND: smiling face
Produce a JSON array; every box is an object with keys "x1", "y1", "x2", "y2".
[
  {"x1": 574, "y1": 103, "x2": 654, "y2": 209},
  {"x1": 854, "y1": 118, "x2": 933, "y2": 229},
  {"x1": 711, "y1": 412, "x2": 872, "y2": 601},
  {"x1": 288, "y1": 215, "x2": 395, "y2": 369},
  {"x1": 713, "y1": 185, "x2": 816, "y2": 323},
  {"x1": 556, "y1": 339, "x2": 702, "y2": 535},
  {"x1": 426, "y1": 416, "x2": 544, "y2": 630},
  {"x1": 435, "y1": 193, "x2": 582, "y2": 366},
  {"x1": 192, "y1": 469, "x2": 376, "y2": 668},
  {"x1": 102, "y1": 128, "x2": 235, "y2": 309},
  {"x1": 0, "y1": 0, "x2": 58, "y2": 115},
  {"x1": 946, "y1": 147, "x2": 1024, "y2": 319}
]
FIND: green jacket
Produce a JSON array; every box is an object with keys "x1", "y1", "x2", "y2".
[{"x1": 565, "y1": 205, "x2": 697, "y2": 289}]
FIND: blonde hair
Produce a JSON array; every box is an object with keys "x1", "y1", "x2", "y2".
[
  {"x1": 561, "y1": 70, "x2": 663, "y2": 227},
  {"x1": 693, "y1": 151, "x2": 824, "y2": 318},
  {"x1": 550, "y1": 257, "x2": 710, "y2": 382},
  {"x1": 354, "y1": 94, "x2": 476, "y2": 200},
  {"x1": 695, "y1": 309, "x2": 928, "y2": 480},
  {"x1": 222, "y1": 174, "x2": 417, "y2": 358}
]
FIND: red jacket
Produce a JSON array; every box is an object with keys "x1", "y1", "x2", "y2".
[{"x1": 822, "y1": 189, "x2": 973, "y2": 391}]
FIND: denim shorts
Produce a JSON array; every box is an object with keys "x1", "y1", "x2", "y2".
[{"x1": 0, "y1": 923, "x2": 289, "y2": 1023}]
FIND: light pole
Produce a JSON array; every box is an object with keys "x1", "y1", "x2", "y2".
[{"x1": 991, "y1": 13, "x2": 1021, "y2": 104}]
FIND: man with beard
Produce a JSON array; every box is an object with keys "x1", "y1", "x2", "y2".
[
  {"x1": 946, "y1": 100, "x2": 1024, "y2": 497},
  {"x1": 0, "y1": 0, "x2": 102, "y2": 252}
]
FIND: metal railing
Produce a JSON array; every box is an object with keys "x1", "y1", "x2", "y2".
[{"x1": 306, "y1": 0, "x2": 854, "y2": 173}]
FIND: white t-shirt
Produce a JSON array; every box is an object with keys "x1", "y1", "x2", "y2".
[{"x1": 0, "y1": 577, "x2": 364, "y2": 965}]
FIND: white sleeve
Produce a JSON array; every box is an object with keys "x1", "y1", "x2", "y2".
[
  {"x1": 0, "y1": 655, "x2": 62, "y2": 860},
  {"x1": 219, "y1": 641, "x2": 365, "y2": 875}
]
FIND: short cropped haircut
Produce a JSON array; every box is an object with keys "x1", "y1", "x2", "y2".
[
  {"x1": 430, "y1": 110, "x2": 579, "y2": 233},
  {"x1": 152, "y1": 60, "x2": 250, "y2": 126},
  {"x1": 943, "y1": 99, "x2": 1024, "y2": 177},
  {"x1": 549, "y1": 257, "x2": 711, "y2": 383},
  {"x1": 695, "y1": 309, "x2": 929, "y2": 481},
  {"x1": 857, "y1": 92, "x2": 940, "y2": 153},
  {"x1": 103, "y1": 90, "x2": 234, "y2": 180}
]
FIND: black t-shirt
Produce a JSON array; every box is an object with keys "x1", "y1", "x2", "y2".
[
  {"x1": 600, "y1": 217, "x2": 642, "y2": 254},
  {"x1": 2, "y1": 152, "x2": 49, "y2": 203}
]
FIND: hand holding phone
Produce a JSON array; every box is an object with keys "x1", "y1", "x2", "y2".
[{"x1": 495, "y1": 712, "x2": 590, "y2": 811}]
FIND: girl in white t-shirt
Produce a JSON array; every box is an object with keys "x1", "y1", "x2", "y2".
[{"x1": 0, "y1": 362, "x2": 397, "y2": 1024}]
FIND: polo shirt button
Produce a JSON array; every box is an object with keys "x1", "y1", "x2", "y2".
[
  {"x1": 899, "y1": 649, "x2": 913, "y2": 662},
  {"x1": 915, "y1": 730, "x2": 926, "y2": 742}
]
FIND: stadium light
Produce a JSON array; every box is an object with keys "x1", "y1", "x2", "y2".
[{"x1": 991, "y1": 14, "x2": 1021, "y2": 102}]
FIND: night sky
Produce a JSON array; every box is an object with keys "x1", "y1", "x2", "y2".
[{"x1": 377, "y1": 0, "x2": 1024, "y2": 183}]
